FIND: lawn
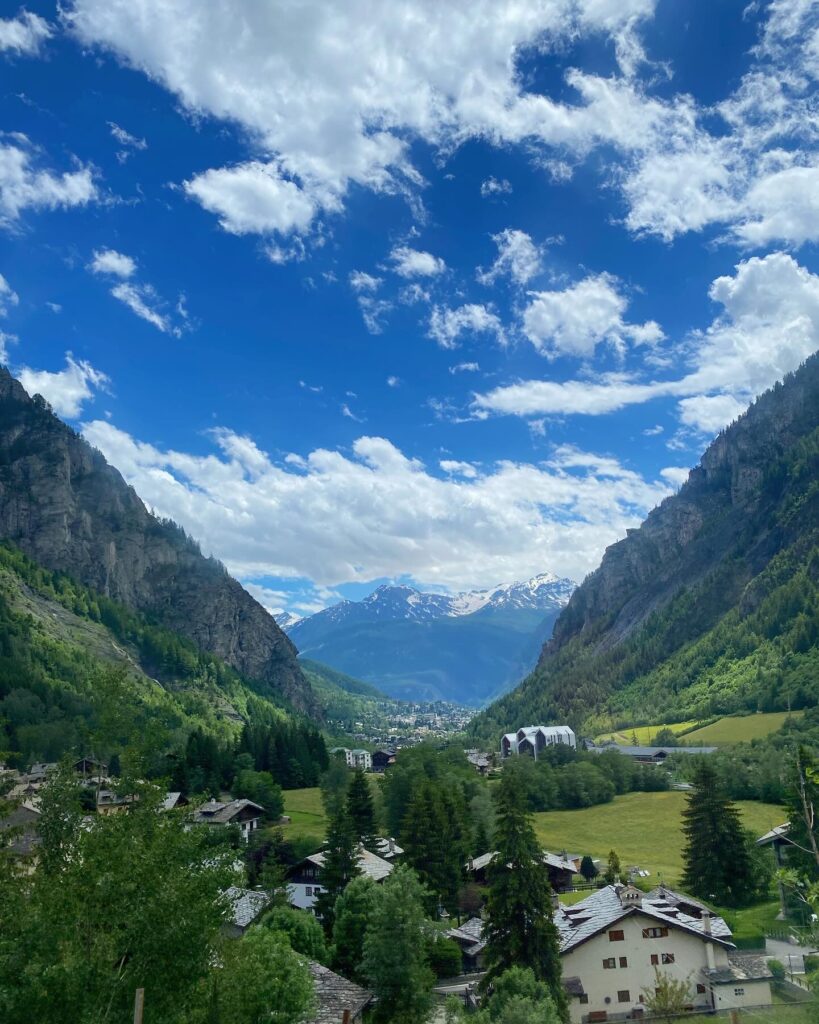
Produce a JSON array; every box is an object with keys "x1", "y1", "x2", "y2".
[
  {"x1": 685, "y1": 1004, "x2": 814, "y2": 1023},
  {"x1": 596, "y1": 721, "x2": 701, "y2": 745},
  {"x1": 282, "y1": 787, "x2": 327, "y2": 846},
  {"x1": 683, "y1": 710, "x2": 805, "y2": 745},
  {"x1": 532, "y1": 791, "x2": 785, "y2": 887}
]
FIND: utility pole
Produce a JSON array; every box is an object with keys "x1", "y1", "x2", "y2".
[{"x1": 133, "y1": 987, "x2": 145, "y2": 1024}]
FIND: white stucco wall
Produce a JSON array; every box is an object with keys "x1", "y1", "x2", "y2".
[
  {"x1": 713, "y1": 978, "x2": 772, "y2": 1010},
  {"x1": 287, "y1": 881, "x2": 322, "y2": 912},
  {"x1": 562, "y1": 911, "x2": 728, "y2": 1022}
]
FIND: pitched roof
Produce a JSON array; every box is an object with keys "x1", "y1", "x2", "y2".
[
  {"x1": 446, "y1": 917, "x2": 486, "y2": 956},
  {"x1": 590, "y1": 744, "x2": 717, "y2": 756},
  {"x1": 555, "y1": 885, "x2": 734, "y2": 954},
  {"x1": 710, "y1": 951, "x2": 774, "y2": 984},
  {"x1": 372, "y1": 836, "x2": 403, "y2": 859},
  {"x1": 307, "y1": 846, "x2": 394, "y2": 883},
  {"x1": 193, "y1": 798, "x2": 264, "y2": 824},
  {"x1": 225, "y1": 886, "x2": 272, "y2": 929},
  {"x1": 757, "y1": 822, "x2": 790, "y2": 845},
  {"x1": 304, "y1": 960, "x2": 373, "y2": 1024},
  {"x1": 467, "y1": 849, "x2": 576, "y2": 874}
]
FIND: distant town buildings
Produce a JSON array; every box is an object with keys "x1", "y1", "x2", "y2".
[{"x1": 501, "y1": 725, "x2": 577, "y2": 758}]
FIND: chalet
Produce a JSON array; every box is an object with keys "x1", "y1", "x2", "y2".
[
  {"x1": 192, "y1": 798, "x2": 264, "y2": 841},
  {"x1": 288, "y1": 846, "x2": 393, "y2": 914},
  {"x1": 446, "y1": 917, "x2": 486, "y2": 972},
  {"x1": 161, "y1": 791, "x2": 189, "y2": 812},
  {"x1": 370, "y1": 748, "x2": 396, "y2": 773},
  {"x1": 96, "y1": 789, "x2": 138, "y2": 815},
  {"x1": 223, "y1": 886, "x2": 272, "y2": 938},
  {"x1": 305, "y1": 960, "x2": 373, "y2": 1024},
  {"x1": 465, "y1": 750, "x2": 491, "y2": 775},
  {"x1": 757, "y1": 822, "x2": 792, "y2": 916},
  {"x1": 0, "y1": 800, "x2": 41, "y2": 859},
  {"x1": 501, "y1": 726, "x2": 576, "y2": 759},
  {"x1": 466, "y1": 849, "x2": 578, "y2": 892},
  {"x1": 455, "y1": 885, "x2": 773, "y2": 1021},
  {"x1": 73, "y1": 756, "x2": 108, "y2": 781}
]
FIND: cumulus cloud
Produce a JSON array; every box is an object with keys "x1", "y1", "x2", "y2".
[
  {"x1": 89, "y1": 247, "x2": 136, "y2": 278},
  {"x1": 428, "y1": 303, "x2": 505, "y2": 349},
  {"x1": 660, "y1": 466, "x2": 689, "y2": 488},
  {"x1": 480, "y1": 176, "x2": 512, "y2": 197},
  {"x1": 390, "y1": 246, "x2": 446, "y2": 278},
  {"x1": 80, "y1": 418, "x2": 672, "y2": 589},
  {"x1": 522, "y1": 273, "x2": 663, "y2": 358},
  {"x1": 0, "y1": 139, "x2": 97, "y2": 227},
  {"x1": 349, "y1": 270, "x2": 382, "y2": 292},
  {"x1": 475, "y1": 252, "x2": 819, "y2": 434},
  {"x1": 18, "y1": 355, "x2": 108, "y2": 418},
  {"x1": 0, "y1": 10, "x2": 52, "y2": 56},
  {"x1": 477, "y1": 228, "x2": 543, "y2": 286},
  {"x1": 0, "y1": 272, "x2": 19, "y2": 317}
]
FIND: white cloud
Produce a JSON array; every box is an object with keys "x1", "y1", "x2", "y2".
[
  {"x1": 386, "y1": 375, "x2": 400, "y2": 387},
  {"x1": 183, "y1": 161, "x2": 327, "y2": 236},
  {"x1": 107, "y1": 121, "x2": 147, "y2": 152},
  {"x1": 18, "y1": 355, "x2": 108, "y2": 418},
  {"x1": 89, "y1": 247, "x2": 136, "y2": 279},
  {"x1": 0, "y1": 10, "x2": 52, "y2": 56},
  {"x1": 80, "y1": 418, "x2": 672, "y2": 589},
  {"x1": 733, "y1": 164, "x2": 819, "y2": 248},
  {"x1": 428, "y1": 304, "x2": 505, "y2": 349},
  {"x1": 480, "y1": 176, "x2": 512, "y2": 197},
  {"x1": 660, "y1": 466, "x2": 689, "y2": 488},
  {"x1": 0, "y1": 140, "x2": 97, "y2": 227},
  {"x1": 477, "y1": 228, "x2": 542, "y2": 286},
  {"x1": 349, "y1": 270, "x2": 382, "y2": 292},
  {"x1": 439, "y1": 459, "x2": 478, "y2": 479},
  {"x1": 110, "y1": 282, "x2": 176, "y2": 334},
  {"x1": 356, "y1": 296, "x2": 392, "y2": 335},
  {"x1": 0, "y1": 273, "x2": 19, "y2": 317},
  {"x1": 475, "y1": 252, "x2": 819, "y2": 433},
  {"x1": 390, "y1": 246, "x2": 446, "y2": 278},
  {"x1": 522, "y1": 273, "x2": 663, "y2": 358},
  {"x1": 0, "y1": 331, "x2": 16, "y2": 363},
  {"x1": 449, "y1": 361, "x2": 480, "y2": 373}
]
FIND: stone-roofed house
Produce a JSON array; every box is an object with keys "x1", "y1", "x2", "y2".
[
  {"x1": 446, "y1": 916, "x2": 487, "y2": 972},
  {"x1": 192, "y1": 798, "x2": 264, "y2": 841},
  {"x1": 466, "y1": 849, "x2": 578, "y2": 891},
  {"x1": 305, "y1": 960, "x2": 373, "y2": 1024},
  {"x1": 222, "y1": 885, "x2": 272, "y2": 938},
  {"x1": 371, "y1": 836, "x2": 403, "y2": 860},
  {"x1": 288, "y1": 846, "x2": 394, "y2": 914}
]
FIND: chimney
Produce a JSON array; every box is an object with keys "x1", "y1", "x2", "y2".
[
  {"x1": 551, "y1": 892, "x2": 560, "y2": 912},
  {"x1": 702, "y1": 912, "x2": 716, "y2": 971},
  {"x1": 388, "y1": 837, "x2": 395, "y2": 855},
  {"x1": 702, "y1": 911, "x2": 712, "y2": 935},
  {"x1": 467, "y1": 856, "x2": 474, "y2": 871}
]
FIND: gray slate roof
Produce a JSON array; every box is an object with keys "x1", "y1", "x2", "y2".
[
  {"x1": 304, "y1": 960, "x2": 373, "y2": 1024},
  {"x1": 225, "y1": 886, "x2": 272, "y2": 929},
  {"x1": 555, "y1": 884, "x2": 733, "y2": 953},
  {"x1": 711, "y1": 952, "x2": 774, "y2": 984},
  {"x1": 447, "y1": 917, "x2": 486, "y2": 956},
  {"x1": 193, "y1": 798, "x2": 264, "y2": 824},
  {"x1": 307, "y1": 846, "x2": 394, "y2": 883}
]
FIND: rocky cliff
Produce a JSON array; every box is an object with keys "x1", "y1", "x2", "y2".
[
  {"x1": 471, "y1": 353, "x2": 819, "y2": 736},
  {"x1": 0, "y1": 369, "x2": 317, "y2": 715}
]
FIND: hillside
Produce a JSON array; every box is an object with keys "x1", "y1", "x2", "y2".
[
  {"x1": 0, "y1": 541, "x2": 295, "y2": 765},
  {"x1": 284, "y1": 574, "x2": 574, "y2": 705},
  {"x1": 0, "y1": 370, "x2": 315, "y2": 715},
  {"x1": 472, "y1": 354, "x2": 819, "y2": 739}
]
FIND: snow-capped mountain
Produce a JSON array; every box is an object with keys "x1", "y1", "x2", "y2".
[
  {"x1": 282, "y1": 572, "x2": 576, "y2": 706},
  {"x1": 274, "y1": 610, "x2": 303, "y2": 630}
]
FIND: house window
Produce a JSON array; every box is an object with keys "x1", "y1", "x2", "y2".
[
  {"x1": 305, "y1": 886, "x2": 312, "y2": 897},
  {"x1": 642, "y1": 927, "x2": 669, "y2": 938},
  {"x1": 696, "y1": 984, "x2": 706, "y2": 994},
  {"x1": 734, "y1": 988, "x2": 745, "y2": 997},
  {"x1": 579, "y1": 995, "x2": 589, "y2": 1005},
  {"x1": 618, "y1": 990, "x2": 631, "y2": 1003},
  {"x1": 619, "y1": 957, "x2": 628, "y2": 968},
  {"x1": 603, "y1": 958, "x2": 616, "y2": 969},
  {"x1": 650, "y1": 954, "x2": 659, "y2": 966},
  {"x1": 609, "y1": 929, "x2": 625, "y2": 941},
  {"x1": 661, "y1": 953, "x2": 675, "y2": 964}
]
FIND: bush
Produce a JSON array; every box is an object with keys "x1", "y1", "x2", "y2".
[
  {"x1": 427, "y1": 936, "x2": 463, "y2": 978},
  {"x1": 768, "y1": 959, "x2": 786, "y2": 982}
]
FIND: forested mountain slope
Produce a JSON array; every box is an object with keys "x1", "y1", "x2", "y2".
[
  {"x1": 0, "y1": 369, "x2": 315, "y2": 715},
  {"x1": 471, "y1": 354, "x2": 819, "y2": 740}
]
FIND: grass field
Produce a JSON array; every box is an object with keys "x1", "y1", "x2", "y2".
[
  {"x1": 282, "y1": 787, "x2": 327, "y2": 846},
  {"x1": 533, "y1": 791, "x2": 785, "y2": 886},
  {"x1": 595, "y1": 721, "x2": 701, "y2": 744},
  {"x1": 683, "y1": 710, "x2": 805, "y2": 745}
]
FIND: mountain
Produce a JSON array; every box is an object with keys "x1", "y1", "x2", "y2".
[
  {"x1": 280, "y1": 574, "x2": 575, "y2": 705},
  {"x1": 0, "y1": 369, "x2": 316, "y2": 716},
  {"x1": 471, "y1": 354, "x2": 819, "y2": 741}
]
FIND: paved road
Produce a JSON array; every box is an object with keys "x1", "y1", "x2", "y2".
[{"x1": 765, "y1": 937, "x2": 818, "y2": 974}]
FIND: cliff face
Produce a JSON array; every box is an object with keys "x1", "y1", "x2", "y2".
[
  {"x1": 0, "y1": 370, "x2": 317, "y2": 715},
  {"x1": 472, "y1": 353, "x2": 819, "y2": 734}
]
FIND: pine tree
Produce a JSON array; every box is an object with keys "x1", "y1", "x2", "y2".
[
  {"x1": 603, "y1": 849, "x2": 622, "y2": 884},
  {"x1": 332, "y1": 875, "x2": 379, "y2": 984},
  {"x1": 579, "y1": 855, "x2": 598, "y2": 882},
  {"x1": 346, "y1": 769, "x2": 377, "y2": 848},
  {"x1": 680, "y1": 762, "x2": 754, "y2": 906},
  {"x1": 482, "y1": 773, "x2": 568, "y2": 1020},
  {"x1": 315, "y1": 805, "x2": 361, "y2": 934}
]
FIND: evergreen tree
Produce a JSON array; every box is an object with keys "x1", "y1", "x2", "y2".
[
  {"x1": 603, "y1": 849, "x2": 622, "y2": 885},
  {"x1": 681, "y1": 762, "x2": 755, "y2": 906},
  {"x1": 401, "y1": 779, "x2": 467, "y2": 915},
  {"x1": 362, "y1": 865, "x2": 435, "y2": 1024},
  {"x1": 315, "y1": 805, "x2": 361, "y2": 934},
  {"x1": 481, "y1": 773, "x2": 568, "y2": 1021},
  {"x1": 346, "y1": 769, "x2": 377, "y2": 848},
  {"x1": 332, "y1": 875, "x2": 379, "y2": 983},
  {"x1": 579, "y1": 855, "x2": 598, "y2": 882}
]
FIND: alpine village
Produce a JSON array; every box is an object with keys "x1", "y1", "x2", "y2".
[{"x1": 2, "y1": 4, "x2": 819, "y2": 1024}]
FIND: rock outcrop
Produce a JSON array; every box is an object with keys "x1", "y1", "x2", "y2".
[{"x1": 0, "y1": 369, "x2": 317, "y2": 715}]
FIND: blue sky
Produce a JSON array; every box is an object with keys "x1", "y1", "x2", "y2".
[{"x1": 1, "y1": 0, "x2": 818, "y2": 618}]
